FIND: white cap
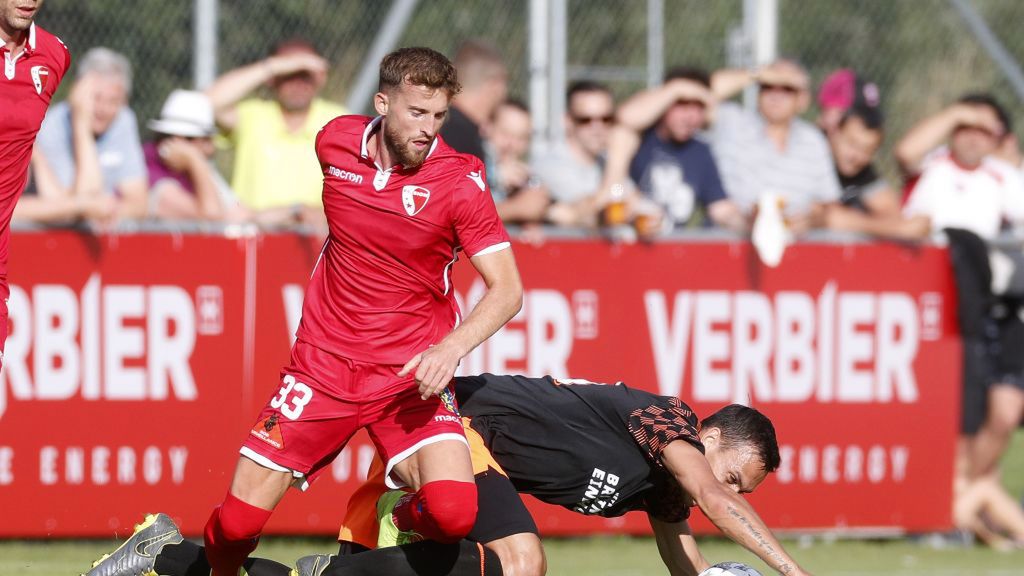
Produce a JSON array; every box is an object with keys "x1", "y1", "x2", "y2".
[{"x1": 147, "y1": 89, "x2": 215, "y2": 137}]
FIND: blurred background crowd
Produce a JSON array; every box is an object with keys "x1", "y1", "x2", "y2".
[{"x1": 17, "y1": 0, "x2": 1024, "y2": 549}]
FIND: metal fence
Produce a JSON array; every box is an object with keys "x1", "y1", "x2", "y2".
[{"x1": 34, "y1": 0, "x2": 1024, "y2": 178}]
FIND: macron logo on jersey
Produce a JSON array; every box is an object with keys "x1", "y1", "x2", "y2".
[
  {"x1": 327, "y1": 165, "x2": 364, "y2": 185},
  {"x1": 467, "y1": 171, "x2": 486, "y2": 191},
  {"x1": 402, "y1": 185, "x2": 431, "y2": 216}
]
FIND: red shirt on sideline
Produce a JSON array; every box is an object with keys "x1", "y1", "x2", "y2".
[
  {"x1": 296, "y1": 115, "x2": 510, "y2": 366},
  {"x1": 0, "y1": 23, "x2": 71, "y2": 282}
]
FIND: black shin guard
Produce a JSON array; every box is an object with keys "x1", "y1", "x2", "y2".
[{"x1": 325, "y1": 540, "x2": 502, "y2": 576}]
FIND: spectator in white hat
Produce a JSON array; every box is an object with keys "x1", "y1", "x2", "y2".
[{"x1": 144, "y1": 89, "x2": 244, "y2": 221}]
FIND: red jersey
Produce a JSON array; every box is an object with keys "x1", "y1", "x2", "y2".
[
  {"x1": 296, "y1": 115, "x2": 510, "y2": 365},
  {"x1": 0, "y1": 23, "x2": 70, "y2": 282}
]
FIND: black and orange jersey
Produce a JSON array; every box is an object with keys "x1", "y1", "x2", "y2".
[{"x1": 454, "y1": 373, "x2": 704, "y2": 522}]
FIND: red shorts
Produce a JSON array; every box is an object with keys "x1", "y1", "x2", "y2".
[{"x1": 240, "y1": 340, "x2": 466, "y2": 490}]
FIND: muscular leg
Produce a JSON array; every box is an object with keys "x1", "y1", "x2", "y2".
[
  {"x1": 484, "y1": 533, "x2": 546, "y2": 576},
  {"x1": 204, "y1": 457, "x2": 294, "y2": 576},
  {"x1": 970, "y1": 384, "x2": 1024, "y2": 478},
  {"x1": 388, "y1": 439, "x2": 478, "y2": 543}
]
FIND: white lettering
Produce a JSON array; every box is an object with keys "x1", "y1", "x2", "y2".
[
  {"x1": 332, "y1": 447, "x2": 353, "y2": 483},
  {"x1": 891, "y1": 446, "x2": 909, "y2": 482},
  {"x1": 118, "y1": 447, "x2": 136, "y2": 484},
  {"x1": 4, "y1": 285, "x2": 33, "y2": 403},
  {"x1": 876, "y1": 294, "x2": 919, "y2": 402},
  {"x1": 0, "y1": 447, "x2": 12, "y2": 485},
  {"x1": 283, "y1": 284, "x2": 305, "y2": 344},
  {"x1": 527, "y1": 290, "x2": 573, "y2": 377},
  {"x1": 357, "y1": 445, "x2": 374, "y2": 482},
  {"x1": 693, "y1": 292, "x2": 730, "y2": 402},
  {"x1": 732, "y1": 292, "x2": 773, "y2": 404},
  {"x1": 645, "y1": 290, "x2": 691, "y2": 398},
  {"x1": 147, "y1": 287, "x2": 197, "y2": 400},
  {"x1": 777, "y1": 444, "x2": 911, "y2": 485},
  {"x1": 65, "y1": 446, "x2": 84, "y2": 485},
  {"x1": 33, "y1": 285, "x2": 80, "y2": 399},
  {"x1": 92, "y1": 447, "x2": 110, "y2": 485},
  {"x1": 775, "y1": 292, "x2": 815, "y2": 402},
  {"x1": 822, "y1": 444, "x2": 841, "y2": 484},
  {"x1": 645, "y1": 286, "x2": 923, "y2": 404},
  {"x1": 40, "y1": 446, "x2": 58, "y2": 485},
  {"x1": 837, "y1": 293, "x2": 874, "y2": 402},
  {"x1": 105, "y1": 287, "x2": 146, "y2": 400},
  {"x1": 169, "y1": 447, "x2": 188, "y2": 484},
  {"x1": 143, "y1": 446, "x2": 162, "y2": 484}
]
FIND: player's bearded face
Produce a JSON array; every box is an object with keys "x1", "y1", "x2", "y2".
[{"x1": 382, "y1": 83, "x2": 450, "y2": 168}]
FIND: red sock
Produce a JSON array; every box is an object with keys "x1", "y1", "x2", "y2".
[
  {"x1": 392, "y1": 480, "x2": 477, "y2": 543},
  {"x1": 203, "y1": 493, "x2": 272, "y2": 576}
]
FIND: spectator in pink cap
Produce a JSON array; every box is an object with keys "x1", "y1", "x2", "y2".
[{"x1": 816, "y1": 68, "x2": 881, "y2": 135}]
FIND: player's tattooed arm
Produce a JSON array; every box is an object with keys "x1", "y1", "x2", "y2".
[
  {"x1": 660, "y1": 441, "x2": 812, "y2": 576},
  {"x1": 726, "y1": 505, "x2": 794, "y2": 575}
]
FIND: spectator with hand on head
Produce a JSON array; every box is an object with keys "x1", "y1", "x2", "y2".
[
  {"x1": 144, "y1": 89, "x2": 247, "y2": 222},
  {"x1": 205, "y1": 38, "x2": 344, "y2": 229},
  {"x1": 32, "y1": 47, "x2": 148, "y2": 223},
  {"x1": 593, "y1": 67, "x2": 745, "y2": 235},
  {"x1": 709, "y1": 60, "x2": 841, "y2": 235}
]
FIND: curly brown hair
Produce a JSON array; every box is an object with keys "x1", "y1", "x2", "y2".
[{"x1": 378, "y1": 47, "x2": 461, "y2": 97}]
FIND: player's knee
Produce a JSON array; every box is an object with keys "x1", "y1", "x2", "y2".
[{"x1": 419, "y1": 480, "x2": 478, "y2": 542}]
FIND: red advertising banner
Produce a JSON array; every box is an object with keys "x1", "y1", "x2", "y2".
[{"x1": 0, "y1": 232, "x2": 959, "y2": 538}]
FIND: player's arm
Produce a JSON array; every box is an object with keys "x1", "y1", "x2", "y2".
[
  {"x1": 661, "y1": 441, "x2": 811, "y2": 576},
  {"x1": 649, "y1": 515, "x2": 709, "y2": 576},
  {"x1": 400, "y1": 247, "x2": 523, "y2": 399}
]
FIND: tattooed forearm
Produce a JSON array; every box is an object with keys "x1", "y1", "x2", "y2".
[{"x1": 727, "y1": 505, "x2": 794, "y2": 575}]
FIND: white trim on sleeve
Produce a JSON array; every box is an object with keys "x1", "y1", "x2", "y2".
[{"x1": 469, "y1": 241, "x2": 510, "y2": 258}]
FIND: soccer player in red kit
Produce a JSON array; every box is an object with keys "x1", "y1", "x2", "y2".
[
  {"x1": 0, "y1": 0, "x2": 70, "y2": 353},
  {"x1": 202, "y1": 47, "x2": 523, "y2": 576}
]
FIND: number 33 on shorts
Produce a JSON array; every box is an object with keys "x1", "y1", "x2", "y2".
[{"x1": 270, "y1": 375, "x2": 314, "y2": 420}]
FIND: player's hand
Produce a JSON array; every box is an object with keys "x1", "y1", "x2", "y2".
[
  {"x1": 399, "y1": 343, "x2": 462, "y2": 400},
  {"x1": 265, "y1": 52, "x2": 329, "y2": 79}
]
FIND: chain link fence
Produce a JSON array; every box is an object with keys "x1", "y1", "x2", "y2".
[{"x1": 33, "y1": 0, "x2": 1024, "y2": 177}]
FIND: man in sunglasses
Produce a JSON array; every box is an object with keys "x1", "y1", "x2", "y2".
[
  {"x1": 708, "y1": 60, "x2": 841, "y2": 235},
  {"x1": 533, "y1": 81, "x2": 619, "y2": 227},
  {"x1": 596, "y1": 67, "x2": 745, "y2": 233}
]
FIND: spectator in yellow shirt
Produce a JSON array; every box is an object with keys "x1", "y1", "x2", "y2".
[{"x1": 206, "y1": 38, "x2": 345, "y2": 228}]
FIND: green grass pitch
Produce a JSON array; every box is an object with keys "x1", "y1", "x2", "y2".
[{"x1": 4, "y1": 433, "x2": 1023, "y2": 576}]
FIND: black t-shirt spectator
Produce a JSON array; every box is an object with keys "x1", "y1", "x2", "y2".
[
  {"x1": 440, "y1": 105, "x2": 486, "y2": 161},
  {"x1": 838, "y1": 163, "x2": 887, "y2": 213}
]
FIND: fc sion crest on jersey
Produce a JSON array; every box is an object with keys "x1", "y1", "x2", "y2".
[
  {"x1": 402, "y1": 185, "x2": 431, "y2": 216},
  {"x1": 30, "y1": 65, "x2": 50, "y2": 96}
]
